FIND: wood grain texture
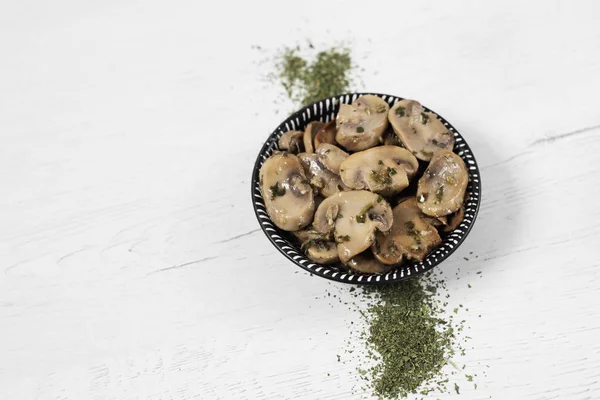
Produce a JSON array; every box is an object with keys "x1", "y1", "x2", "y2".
[{"x1": 1, "y1": 0, "x2": 600, "y2": 399}]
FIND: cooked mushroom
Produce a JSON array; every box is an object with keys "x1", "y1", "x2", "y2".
[
  {"x1": 345, "y1": 252, "x2": 393, "y2": 274},
  {"x1": 278, "y1": 130, "x2": 304, "y2": 154},
  {"x1": 314, "y1": 120, "x2": 336, "y2": 148},
  {"x1": 303, "y1": 121, "x2": 325, "y2": 153},
  {"x1": 315, "y1": 143, "x2": 348, "y2": 174},
  {"x1": 443, "y1": 206, "x2": 464, "y2": 232},
  {"x1": 293, "y1": 226, "x2": 337, "y2": 264},
  {"x1": 336, "y1": 95, "x2": 390, "y2": 151},
  {"x1": 259, "y1": 152, "x2": 315, "y2": 231},
  {"x1": 397, "y1": 197, "x2": 447, "y2": 227},
  {"x1": 417, "y1": 150, "x2": 468, "y2": 217},
  {"x1": 302, "y1": 240, "x2": 339, "y2": 264},
  {"x1": 383, "y1": 128, "x2": 403, "y2": 146},
  {"x1": 292, "y1": 227, "x2": 331, "y2": 243},
  {"x1": 373, "y1": 200, "x2": 442, "y2": 264},
  {"x1": 313, "y1": 191, "x2": 393, "y2": 263},
  {"x1": 388, "y1": 99, "x2": 455, "y2": 161},
  {"x1": 298, "y1": 153, "x2": 349, "y2": 197},
  {"x1": 339, "y1": 146, "x2": 419, "y2": 196}
]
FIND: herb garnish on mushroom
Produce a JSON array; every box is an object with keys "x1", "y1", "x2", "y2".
[
  {"x1": 313, "y1": 191, "x2": 393, "y2": 263},
  {"x1": 388, "y1": 99, "x2": 454, "y2": 161},
  {"x1": 417, "y1": 150, "x2": 468, "y2": 217},
  {"x1": 336, "y1": 95, "x2": 390, "y2": 151},
  {"x1": 259, "y1": 152, "x2": 315, "y2": 231}
]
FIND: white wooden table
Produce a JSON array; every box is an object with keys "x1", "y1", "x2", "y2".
[{"x1": 2, "y1": 1, "x2": 600, "y2": 399}]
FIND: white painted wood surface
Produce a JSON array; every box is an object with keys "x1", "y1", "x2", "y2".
[{"x1": 2, "y1": 1, "x2": 600, "y2": 398}]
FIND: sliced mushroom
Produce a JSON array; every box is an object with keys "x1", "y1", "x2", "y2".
[
  {"x1": 383, "y1": 128, "x2": 403, "y2": 146},
  {"x1": 443, "y1": 206, "x2": 464, "y2": 232},
  {"x1": 315, "y1": 143, "x2": 348, "y2": 174},
  {"x1": 298, "y1": 153, "x2": 349, "y2": 197},
  {"x1": 345, "y1": 252, "x2": 393, "y2": 274},
  {"x1": 339, "y1": 146, "x2": 419, "y2": 196},
  {"x1": 417, "y1": 150, "x2": 468, "y2": 217},
  {"x1": 336, "y1": 95, "x2": 390, "y2": 151},
  {"x1": 259, "y1": 152, "x2": 315, "y2": 231},
  {"x1": 292, "y1": 227, "x2": 331, "y2": 243},
  {"x1": 278, "y1": 130, "x2": 304, "y2": 154},
  {"x1": 314, "y1": 120, "x2": 336, "y2": 148},
  {"x1": 303, "y1": 121, "x2": 325, "y2": 153},
  {"x1": 397, "y1": 197, "x2": 447, "y2": 227},
  {"x1": 302, "y1": 240, "x2": 339, "y2": 264},
  {"x1": 388, "y1": 99, "x2": 455, "y2": 161},
  {"x1": 373, "y1": 200, "x2": 442, "y2": 264},
  {"x1": 313, "y1": 191, "x2": 393, "y2": 263}
]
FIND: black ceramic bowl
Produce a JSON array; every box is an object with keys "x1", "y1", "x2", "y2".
[{"x1": 251, "y1": 93, "x2": 481, "y2": 284}]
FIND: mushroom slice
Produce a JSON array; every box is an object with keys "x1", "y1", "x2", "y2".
[
  {"x1": 313, "y1": 191, "x2": 393, "y2": 263},
  {"x1": 315, "y1": 143, "x2": 348, "y2": 174},
  {"x1": 298, "y1": 153, "x2": 349, "y2": 197},
  {"x1": 339, "y1": 146, "x2": 419, "y2": 196},
  {"x1": 314, "y1": 120, "x2": 336, "y2": 148},
  {"x1": 259, "y1": 153, "x2": 315, "y2": 231},
  {"x1": 373, "y1": 201, "x2": 442, "y2": 264},
  {"x1": 397, "y1": 197, "x2": 447, "y2": 227},
  {"x1": 336, "y1": 95, "x2": 390, "y2": 151},
  {"x1": 301, "y1": 240, "x2": 339, "y2": 264},
  {"x1": 345, "y1": 252, "x2": 393, "y2": 274},
  {"x1": 443, "y1": 206, "x2": 465, "y2": 232},
  {"x1": 383, "y1": 128, "x2": 403, "y2": 146},
  {"x1": 417, "y1": 150, "x2": 468, "y2": 217},
  {"x1": 303, "y1": 121, "x2": 325, "y2": 153},
  {"x1": 292, "y1": 228, "x2": 331, "y2": 243},
  {"x1": 388, "y1": 99, "x2": 455, "y2": 161},
  {"x1": 278, "y1": 130, "x2": 304, "y2": 154}
]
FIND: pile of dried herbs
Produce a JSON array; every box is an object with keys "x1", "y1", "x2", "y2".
[
  {"x1": 265, "y1": 43, "x2": 478, "y2": 398},
  {"x1": 274, "y1": 46, "x2": 353, "y2": 107},
  {"x1": 358, "y1": 273, "x2": 470, "y2": 398}
]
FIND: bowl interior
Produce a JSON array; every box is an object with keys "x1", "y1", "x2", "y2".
[{"x1": 251, "y1": 93, "x2": 481, "y2": 284}]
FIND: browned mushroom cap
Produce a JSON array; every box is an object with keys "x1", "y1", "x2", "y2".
[
  {"x1": 315, "y1": 143, "x2": 348, "y2": 174},
  {"x1": 303, "y1": 121, "x2": 325, "y2": 153},
  {"x1": 345, "y1": 252, "x2": 393, "y2": 274},
  {"x1": 339, "y1": 146, "x2": 419, "y2": 196},
  {"x1": 301, "y1": 240, "x2": 339, "y2": 264},
  {"x1": 373, "y1": 200, "x2": 442, "y2": 264},
  {"x1": 259, "y1": 153, "x2": 315, "y2": 231},
  {"x1": 278, "y1": 130, "x2": 304, "y2": 154},
  {"x1": 336, "y1": 95, "x2": 389, "y2": 151},
  {"x1": 388, "y1": 99, "x2": 454, "y2": 161},
  {"x1": 298, "y1": 153, "x2": 350, "y2": 197},
  {"x1": 313, "y1": 191, "x2": 393, "y2": 263},
  {"x1": 417, "y1": 150, "x2": 468, "y2": 217},
  {"x1": 314, "y1": 120, "x2": 336, "y2": 148}
]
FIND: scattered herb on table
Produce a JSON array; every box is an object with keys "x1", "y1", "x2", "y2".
[{"x1": 273, "y1": 46, "x2": 353, "y2": 107}]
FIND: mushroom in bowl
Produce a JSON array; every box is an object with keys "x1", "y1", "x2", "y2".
[{"x1": 251, "y1": 93, "x2": 481, "y2": 284}]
